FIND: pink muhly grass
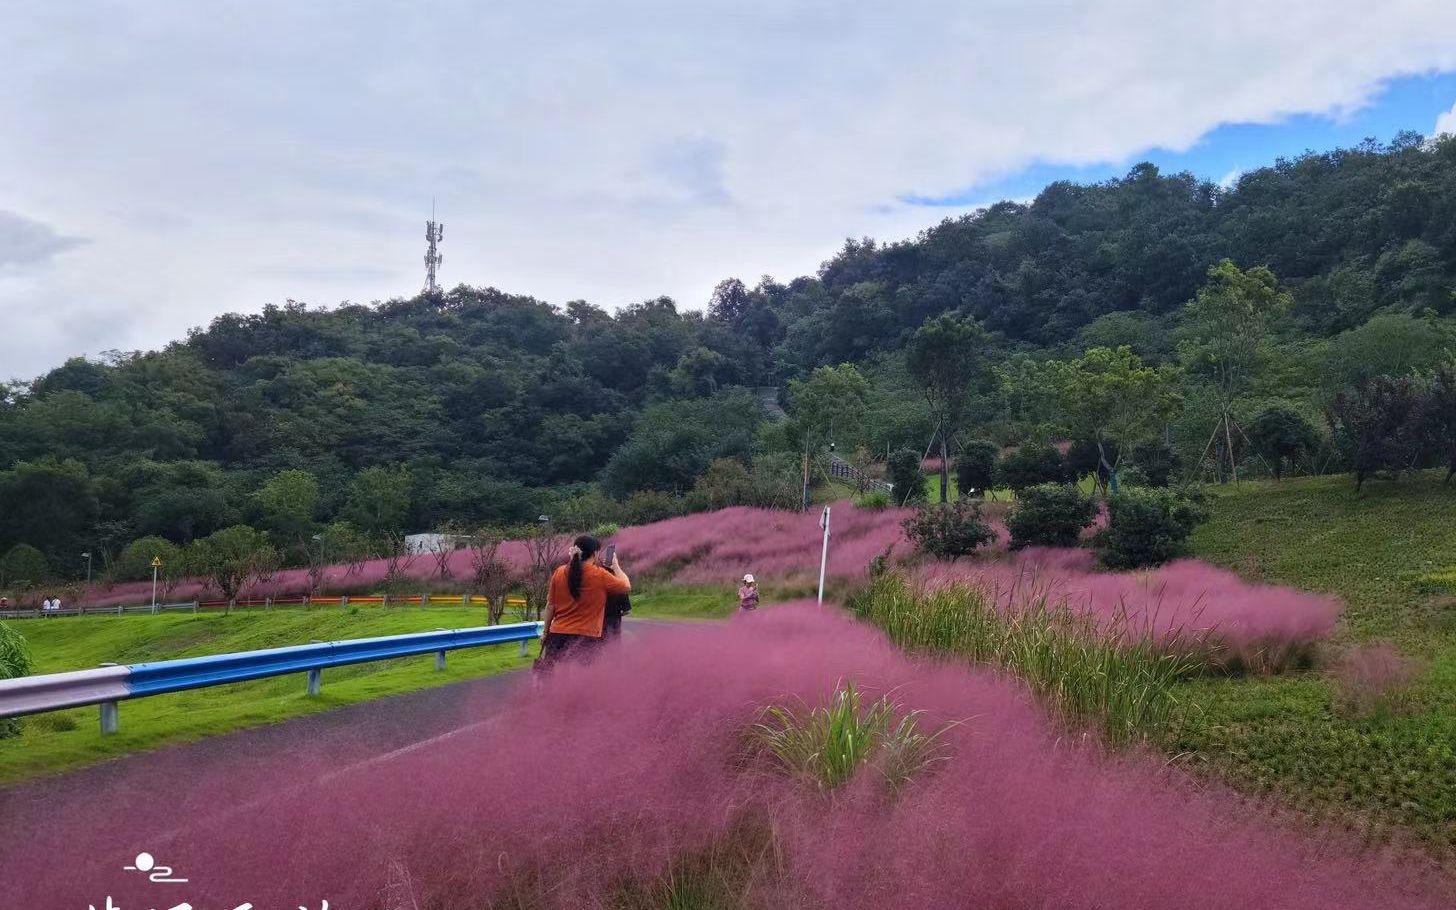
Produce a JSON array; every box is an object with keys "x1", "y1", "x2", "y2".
[
  {"x1": 1330, "y1": 642, "x2": 1424, "y2": 718},
  {"x1": 3, "y1": 605, "x2": 1445, "y2": 910},
  {"x1": 913, "y1": 548, "x2": 1340, "y2": 671}
]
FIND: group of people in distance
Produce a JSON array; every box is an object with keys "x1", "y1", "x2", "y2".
[{"x1": 535, "y1": 534, "x2": 762, "y2": 672}]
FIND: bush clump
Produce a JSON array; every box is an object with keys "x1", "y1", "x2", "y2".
[
  {"x1": 902, "y1": 500, "x2": 994, "y2": 560},
  {"x1": 0, "y1": 621, "x2": 34, "y2": 739},
  {"x1": 996, "y1": 443, "x2": 1067, "y2": 491},
  {"x1": 1095, "y1": 486, "x2": 1210, "y2": 569},
  {"x1": 954, "y1": 439, "x2": 999, "y2": 497},
  {"x1": 856, "y1": 490, "x2": 891, "y2": 510},
  {"x1": 1005, "y1": 483, "x2": 1097, "y2": 549},
  {"x1": 887, "y1": 449, "x2": 927, "y2": 503}
]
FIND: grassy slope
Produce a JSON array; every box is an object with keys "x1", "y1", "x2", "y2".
[{"x1": 1174, "y1": 472, "x2": 1456, "y2": 849}]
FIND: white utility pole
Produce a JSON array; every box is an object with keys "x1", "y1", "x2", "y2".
[{"x1": 817, "y1": 506, "x2": 831, "y2": 607}]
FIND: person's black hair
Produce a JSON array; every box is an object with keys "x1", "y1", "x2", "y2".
[{"x1": 567, "y1": 535, "x2": 601, "y2": 599}]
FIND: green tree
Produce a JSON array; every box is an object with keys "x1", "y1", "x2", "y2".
[
  {"x1": 1004, "y1": 347, "x2": 1180, "y2": 493},
  {"x1": 345, "y1": 466, "x2": 414, "y2": 539},
  {"x1": 0, "y1": 458, "x2": 99, "y2": 560},
  {"x1": 786, "y1": 364, "x2": 870, "y2": 452},
  {"x1": 907, "y1": 315, "x2": 991, "y2": 502},
  {"x1": 255, "y1": 469, "x2": 320, "y2": 545},
  {"x1": 1326, "y1": 377, "x2": 1427, "y2": 490},
  {"x1": 113, "y1": 536, "x2": 182, "y2": 582},
  {"x1": 1246, "y1": 404, "x2": 1322, "y2": 480},
  {"x1": 887, "y1": 449, "x2": 927, "y2": 504},
  {"x1": 1179, "y1": 260, "x2": 1292, "y2": 483},
  {"x1": 0, "y1": 544, "x2": 50, "y2": 588},
  {"x1": 692, "y1": 458, "x2": 754, "y2": 509},
  {"x1": 954, "y1": 439, "x2": 999, "y2": 498},
  {"x1": 187, "y1": 525, "x2": 276, "y2": 601}
]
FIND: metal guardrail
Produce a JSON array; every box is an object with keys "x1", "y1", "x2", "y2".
[
  {"x1": 0, "y1": 592, "x2": 526, "y2": 620},
  {"x1": 0, "y1": 621, "x2": 542, "y2": 734}
]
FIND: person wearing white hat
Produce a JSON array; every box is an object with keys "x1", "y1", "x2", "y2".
[{"x1": 737, "y1": 573, "x2": 759, "y2": 612}]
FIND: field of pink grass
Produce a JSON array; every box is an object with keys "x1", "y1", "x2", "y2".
[
  {"x1": 915, "y1": 547, "x2": 1340, "y2": 667},
  {"x1": 78, "y1": 501, "x2": 1336, "y2": 665},
  {"x1": 2, "y1": 605, "x2": 1443, "y2": 909}
]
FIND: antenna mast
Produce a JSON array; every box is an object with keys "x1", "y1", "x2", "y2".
[{"x1": 423, "y1": 198, "x2": 444, "y2": 296}]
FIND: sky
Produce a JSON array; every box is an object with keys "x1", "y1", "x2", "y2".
[{"x1": 4, "y1": 1, "x2": 1456, "y2": 381}]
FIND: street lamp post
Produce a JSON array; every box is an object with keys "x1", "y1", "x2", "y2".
[{"x1": 150, "y1": 556, "x2": 162, "y2": 609}]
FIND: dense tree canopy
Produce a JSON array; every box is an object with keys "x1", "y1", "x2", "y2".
[{"x1": 5, "y1": 134, "x2": 1456, "y2": 578}]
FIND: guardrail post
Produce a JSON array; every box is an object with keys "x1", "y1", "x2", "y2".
[
  {"x1": 422, "y1": 592, "x2": 430, "y2": 606},
  {"x1": 340, "y1": 594, "x2": 349, "y2": 611},
  {"x1": 519, "y1": 638, "x2": 530, "y2": 657},
  {"x1": 307, "y1": 668, "x2": 322, "y2": 696},
  {"x1": 97, "y1": 662, "x2": 120, "y2": 733},
  {"x1": 192, "y1": 600, "x2": 198, "y2": 613},
  {"x1": 265, "y1": 596, "x2": 272, "y2": 611},
  {"x1": 227, "y1": 599, "x2": 235, "y2": 615}
]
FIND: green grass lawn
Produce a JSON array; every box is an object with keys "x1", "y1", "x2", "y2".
[
  {"x1": 1172, "y1": 471, "x2": 1456, "y2": 850},
  {"x1": 0, "y1": 607, "x2": 538, "y2": 783}
]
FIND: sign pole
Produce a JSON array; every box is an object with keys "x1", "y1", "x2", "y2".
[{"x1": 817, "y1": 506, "x2": 831, "y2": 607}]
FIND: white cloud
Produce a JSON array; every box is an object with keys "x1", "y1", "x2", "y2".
[
  {"x1": 1436, "y1": 100, "x2": 1456, "y2": 136},
  {"x1": 2, "y1": 1, "x2": 1456, "y2": 378}
]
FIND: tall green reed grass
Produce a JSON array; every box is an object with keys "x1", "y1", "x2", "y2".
[
  {"x1": 750, "y1": 681, "x2": 954, "y2": 793},
  {"x1": 849, "y1": 575, "x2": 1199, "y2": 744}
]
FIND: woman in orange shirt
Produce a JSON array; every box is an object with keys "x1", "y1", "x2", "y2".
[{"x1": 539, "y1": 535, "x2": 631, "y2": 666}]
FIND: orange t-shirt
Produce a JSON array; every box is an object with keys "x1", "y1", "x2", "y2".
[{"x1": 547, "y1": 562, "x2": 630, "y2": 638}]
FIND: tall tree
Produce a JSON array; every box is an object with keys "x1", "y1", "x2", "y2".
[
  {"x1": 1179, "y1": 260, "x2": 1292, "y2": 482},
  {"x1": 907, "y1": 315, "x2": 990, "y2": 502},
  {"x1": 1004, "y1": 347, "x2": 1181, "y2": 493},
  {"x1": 255, "y1": 469, "x2": 320, "y2": 547}
]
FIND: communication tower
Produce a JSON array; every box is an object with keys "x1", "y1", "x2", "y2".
[{"x1": 423, "y1": 199, "x2": 443, "y2": 295}]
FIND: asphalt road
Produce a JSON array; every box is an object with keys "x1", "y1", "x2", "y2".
[{"x1": 0, "y1": 619, "x2": 679, "y2": 841}]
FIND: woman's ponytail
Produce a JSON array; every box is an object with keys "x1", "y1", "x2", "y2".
[{"x1": 566, "y1": 535, "x2": 600, "y2": 599}]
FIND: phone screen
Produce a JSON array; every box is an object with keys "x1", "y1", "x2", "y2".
[{"x1": 601, "y1": 544, "x2": 617, "y2": 567}]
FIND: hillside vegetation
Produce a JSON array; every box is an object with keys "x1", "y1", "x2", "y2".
[{"x1": 3, "y1": 133, "x2": 1456, "y2": 590}]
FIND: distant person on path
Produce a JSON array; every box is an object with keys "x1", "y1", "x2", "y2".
[
  {"x1": 738, "y1": 574, "x2": 759, "y2": 612},
  {"x1": 537, "y1": 535, "x2": 630, "y2": 669}
]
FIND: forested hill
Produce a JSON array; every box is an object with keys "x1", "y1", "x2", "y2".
[{"x1": 3, "y1": 132, "x2": 1456, "y2": 574}]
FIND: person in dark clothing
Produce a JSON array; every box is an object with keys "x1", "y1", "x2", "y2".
[{"x1": 603, "y1": 591, "x2": 631, "y2": 638}]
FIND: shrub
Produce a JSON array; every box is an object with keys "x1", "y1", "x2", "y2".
[
  {"x1": 591, "y1": 522, "x2": 621, "y2": 539},
  {"x1": 1247, "y1": 403, "x2": 1321, "y2": 479},
  {"x1": 887, "y1": 449, "x2": 927, "y2": 503},
  {"x1": 750, "y1": 681, "x2": 952, "y2": 792},
  {"x1": 0, "y1": 621, "x2": 33, "y2": 739},
  {"x1": 954, "y1": 439, "x2": 999, "y2": 497},
  {"x1": 856, "y1": 490, "x2": 891, "y2": 510},
  {"x1": 1130, "y1": 440, "x2": 1180, "y2": 487},
  {"x1": 996, "y1": 443, "x2": 1067, "y2": 491},
  {"x1": 0, "y1": 544, "x2": 49, "y2": 589},
  {"x1": 1095, "y1": 486, "x2": 1210, "y2": 569},
  {"x1": 622, "y1": 490, "x2": 683, "y2": 525},
  {"x1": 1005, "y1": 483, "x2": 1097, "y2": 549},
  {"x1": 693, "y1": 457, "x2": 755, "y2": 509},
  {"x1": 902, "y1": 500, "x2": 994, "y2": 561}
]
